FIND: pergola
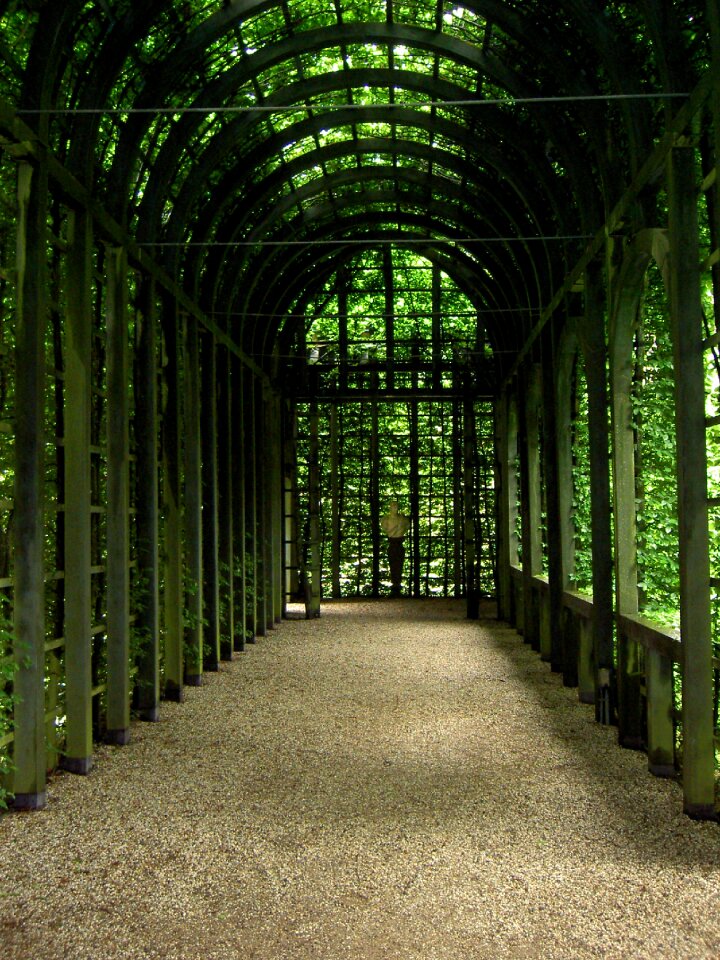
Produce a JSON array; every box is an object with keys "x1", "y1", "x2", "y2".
[{"x1": 0, "y1": 1, "x2": 718, "y2": 820}]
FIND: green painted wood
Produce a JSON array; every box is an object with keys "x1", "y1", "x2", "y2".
[
  {"x1": 183, "y1": 313, "x2": 204, "y2": 684},
  {"x1": 463, "y1": 395, "x2": 479, "y2": 620},
  {"x1": 520, "y1": 367, "x2": 543, "y2": 652},
  {"x1": 452, "y1": 399, "x2": 463, "y2": 599},
  {"x1": 134, "y1": 276, "x2": 160, "y2": 721},
  {"x1": 493, "y1": 394, "x2": 512, "y2": 620},
  {"x1": 306, "y1": 401, "x2": 322, "y2": 619},
  {"x1": 200, "y1": 331, "x2": 220, "y2": 668},
  {"x1": 330, "y1": 403, "x2": 341, "y2": 598},
  {"x1": 231, "y1": 356, "x2": 246, "y2": 650},
  {"x1": 370, "y1": 390, "x2": 381, "y2": 597},
  {"x1": 668, "y1": 144, "x2": 716, "y2": 818},
  {"x1": 540, "y1": 324, "x2": 566, "y2": 673},
  {"x1": 105, "y1": 246, "x2": 131, "y2": 743},
  {"x1": 282, "y1": 400, "x2": 300, "y2": 607},
  {"x1": 582, "y1": 260, "x2": 616, "y2": 727},
  {"x1": 383, "y1": 247, "x2": 395, "y2": 391},
  {"x1": 161, "y1": 299, "x2": 184, "y2": 702},
  {"x1": 62, "y1": 206, "x2": 94, "y2": 773},
  {"x1": 217, "y1": 345, "x2": 234, "y2": 661},
  {"x1": 244, "y1": 372, "x2": 258, "y2": 641},
  {"x1": 255, "y1": 379, "x2": 269, "y2": 635},
  {"x1": 12, "y1": 158, "x2": 49, "y2": 808}
]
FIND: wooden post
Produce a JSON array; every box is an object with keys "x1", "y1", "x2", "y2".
[
  {"x1": 668, "y1": 143, "x2": 716, "y2": 818},
  {"x1": 338, "y1": 272, "x2": 349, "y2": 392},
  {"x1": 62, "y1": 206, "x2": 94, "y2": 773},
  {"x1": 268, "y1": 390, "x2": 283, "y2": 624},
  {"x1": 330, "y1": 403, "x2": 341, "y2": 597},
  {"x1": 255, "y1": 379, "x2": 269, "y2": 634},
  {"x1": 200, "y1": 330, "x2": 220, "y2": 668},
  {"x1": 306, "y1": 400, "x2": 321, "y2": 618},
  {"x1": 432, "y1": 265, "x2": 442, "y2": 391},
  {"x1": 582, "y1": 261, "x2": 615, "y2": 726},
  {"x1": 134, "y1": 275, "x2": 160, "y2": 721},
  {"x1": 217, "y1": 344, "x2": 234, "y2": 660},
  {"x1": 540, "y1": 325, "x2": 566, "y2": 671},
  {"x1": 162, "y1": 298, "x2": 183, "y2": 700},
  {"x1": 370, "y1": 390, "x2": 380, "y2": 596},
  {"x1": 12, "y1": 157, "x2": 49, "y2": 808},
  {"x1": 183, "y1": 313, "x2": 203, "y2": 684},
  {"x1": 244, "y1": 372, "x2": 257, "y2": 641},
  {"x1": 231, "y1": 356, "x2": 246, "y2": 650},
  {"x1": 463, "y1": 394, "x2": 479, "y2": 619},
  {"x1": 283, "y1": 400, "x2": 300, "y2": 606},
  {"x1": 494, "y1": 393, "x2": 512, "y2": 620},
  {"x1": 452, "y1": 397, "x2": 464, "y2": 597},
  {"x1": 520, "y1": 367, "x2": 543, "y2": 652},
  {"x1": 409, "y1": 399, "x2": 421, "y2": 597},
  {"x1": 105, "y1": 246, "x2": 131, "y2": 743}
]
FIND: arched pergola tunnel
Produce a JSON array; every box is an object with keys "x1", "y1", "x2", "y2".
[{"x1": 0, "y1": 1, "x2": 718, "y2": 823}]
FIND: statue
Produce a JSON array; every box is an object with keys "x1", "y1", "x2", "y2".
[{"x1": 380, "y1": 501, "x2": 410, "y2": 597}]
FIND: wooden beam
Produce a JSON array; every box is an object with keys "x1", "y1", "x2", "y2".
[
  {"x1": 105, "y1": 245, "x2": 131, "y2": 743},
  {"x1": 62, "y1": 205, "x2": 94, "y2": 774},
  {"x1": 668, "y1": 144, "x2": 716, "y2": 818}
]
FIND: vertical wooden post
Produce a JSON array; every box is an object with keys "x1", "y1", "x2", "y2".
[
  {"x1": 283, "y1": 400, "x2": 300, "y2": 606},
  {"x1": 370, "y1": 392, "x2": 380, "y2": 596},
  {"x1": 338, "y1": 272, "x2": 349, "y2": 392},
  {"x1": 668, "y1": 144, "x2": 716, "y2": 818},
  {"x1": 255, "y1": 379, "x2": 269, "y2": 634},
  {"x1": 162, "y1": 298, "x2": 183, "y2": 701},
  {"x1": 106, "y1": 246, "x2": 131, "y2": 743},
  {"x1": 268, "y1": 391, "x2": 283, "y2": 624},
  {"x1": 244, "y1": 372, "x2": 257, "y2": 641},
  {"x1": 183, "y1": 313, "x2": 203, "y2": 685},
  {"x1": 62, "y1": 206, "x2": 94, "y2": 773},
  {"x1": 200, "y1": 330, "x2": 220, "y2": 668},
  {"x1": 12, "y1": 157, "x2": 49, "y2": 808},
  {"x1": 463, "y1": 394, "x2": 479, "y2": 619},
  {"x1": 541, "y1": 326, "x2": 568, "y2": 674},
  {"x1": 452, "y1": 397, "x2": 463, "y2": 597},
  {"x1": 231, "y1": 357, "x2": 246, "y2": 650},
  {"x1": 409, "y1": 399, "x2": 421, "y2": 597},
  {"x1": 306, "y1": 400, "x2": 321, "y2": 618},
  {"x1": 582, "y1": 261, "x2": 615, "y2": 725},
  {"x1": 520, "y1": 367, "x2": 543, "y2": 652},
  {"x1": 134, "y1": 276, "x2": 160, "y2": 721},
  {"x1": 494, "y1": 393, "x2": 511, "y2": 620},
  {"x1": 217, "y1": 345, "x2": 234, "y2": 660},
  {"x1": 330, "y1": 403, "x2": 341, "y2": 597}
]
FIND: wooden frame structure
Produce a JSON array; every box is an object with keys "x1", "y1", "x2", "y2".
[{"x1": 0, "y1": 2, "x2": 717, "y2": 820}]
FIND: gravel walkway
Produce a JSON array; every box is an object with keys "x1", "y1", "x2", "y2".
[{"x1": 1, "y1": 599, "x2": 720, "y2": 960}]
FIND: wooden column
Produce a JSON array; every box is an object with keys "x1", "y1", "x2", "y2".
[
  {"x1": 268, "y1": 390, "x2": 282, "y2": 625},
  {"x1": 134, "y1": 276, "x2": 160, "y2": 721},
  {"x1": 217, "y1": 345, "x2": 234, "y2": 660},
  {"x1": 62, "y1": 206, "x2": 94, "y2": 773},
  {"x1": 105, "y1": 246, "x2": 131, "y2": 743},
  {"x1": 463, "y1": 395, "x2": 479, "y2": 619},
  {"x1": 494, "y1": 393, "x2": 512, "y2": 621},
  {"x1": 244, "y1": 371, "x2": 257, "y2": 640},
  {"x1": 520, "y1": 367, "x2": 543, "y2": 651},
  {"x1": 162, "y1": 298, "x2": 183, "y2": 700},
  {"x1": 370, "y1": 391, "x2": 380, "y2": 596},
  {"x1": 432, "y1": 265, "x2": 442, "y2": 390},
  {"x1": 330, "y1": 403, "x2": 341, "y2": 597},
  {"x1": 183, "y1": 313, "x2": 203, "y2": 684},
  {"x1": 668, "y1": 144, "x2": 716, "y2": 818},
  {"x1": 452, "y1": 398, "x2": 463, "y2": 597},
  {"x1": 582, "y1": 261, "x2": 615, "y2": 725},
  {"x1": 541, "y1": 325, "x2": 568, "y2": 675},
  {"x1": 12, "y1": 157, "x2": 49, "y2": 808},
  {"x1": 283, "y1": 400, "x2": 300, "y2": 606},
  {"x1": 231, "y1": 357, "x2": 246, "y2": 650},
  {"x1": 200, "y1": 330, "x2": 220, "y2": 667},
  {"x1": 409, "y1": 399, "x2": 421, "y2": 597},
  {"x1": 254, "y1": 379, "x2": 272, "y2": 637},
  {"x1": 306, "y1": 400, "x2": 321, "y2": 618}
]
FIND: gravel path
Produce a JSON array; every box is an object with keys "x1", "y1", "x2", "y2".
[{"x1": 1, "y1": 599, "x2": 719, "y2": 960}]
